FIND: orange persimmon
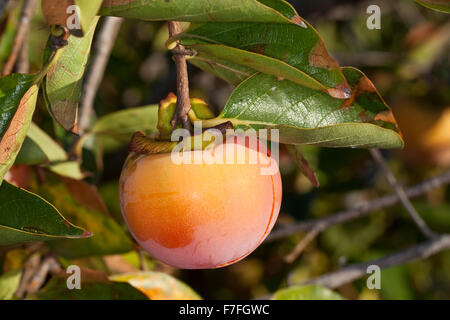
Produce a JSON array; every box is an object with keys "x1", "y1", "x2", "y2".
[{"x1": 119, "y1": 136, "x2": 282, "y2": 269}]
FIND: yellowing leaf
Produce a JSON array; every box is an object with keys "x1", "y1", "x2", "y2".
[{"x1": 111, "y1": 272, "x2": 202, "y2": 300}]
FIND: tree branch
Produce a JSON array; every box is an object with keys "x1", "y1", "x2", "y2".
[
  {"x1": 16, "y1": 37, "x2": 29, "y2": 73},
  {"x1": 78, "y1": 17, "x2": 123, "y2": 135},
  {"x1": 296, "y1": 234, "x2": 450, "y2": 289},
  {"x1": 168, "y1": 21, "x2": 192, "y2": 131},
  {"x1": 284, "y1": 228, "x2": 320, "y2": 264},
  {"x1": 25, "y1": 256, "x2": 61, "y2": 296},
  {"x1": 267, "y1": 170, "x2": 450, "y2": 241},
  {"x1": 370, "y1": 149, "x2": 437, "y2": 239},
  {"x1": 1, "y1": 0, "x2": 36, "y2": 76}
]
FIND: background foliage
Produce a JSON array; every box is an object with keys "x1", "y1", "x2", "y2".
[{"x1": 0, "y1": 0, "x2": 449, "y2": 299}]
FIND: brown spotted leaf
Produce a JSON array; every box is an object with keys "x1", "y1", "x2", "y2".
[
  {"x1": 42, "y1": 16, "x2": 99, "y2": 134},
  {"x1": 200, "y1": 68, "x2": 403, "y2": 149},
  {"x1": 174, "y1": 1, "x2": 350, "y2": 98},
  {"x1": 0, "y1": 74, "x2": 39, "y2": 182}
]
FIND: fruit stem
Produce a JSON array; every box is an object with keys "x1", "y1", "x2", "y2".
[{"x1": 168, "y1": 21, "x2": 193, "y2": 132}]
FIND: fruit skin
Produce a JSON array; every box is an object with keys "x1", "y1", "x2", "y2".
[{"x1": 119, "y1": 137, "x2": 282, "y2": 269}]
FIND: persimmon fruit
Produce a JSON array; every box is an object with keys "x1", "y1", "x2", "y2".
[{"x1": 119, "y1": 136, "x2": 282, "y2": 269}]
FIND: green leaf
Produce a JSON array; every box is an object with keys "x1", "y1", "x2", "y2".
[
  {"x1": 33, "y1": 270, "x2": 148, "y2": 300},
  {"x1": 48, "y1": 161, "x2": 84, "y2": 180},
  {"x1": 32, "y1": 175, "x2": 133, "y2": 258},
  {"x1": 88, "y1": 105, "x2": 159, "y2": 153},
  {"x1": 257, "y1": 0, "x2": 301, "y2": 20},
  {"x1": 24, "y1": 122, "x2": 67, "y2": 162},
  {"x1": 0, "y1": 269, "x2": 22, "y2": 300},
  {"x1": 0, "y1": 181, "x2": 90, "y2": 246},
  {"x1": 75, "y1": 0, "x2": 103, "y2": 36},
  {"x1": 43, "y1": 16, "x2": 99, "y2": 134},
  {"x1": 157, "y1": 94, "x2": 215, "y2": 139},
  {"x1": 272, "y1": 285, "x2": 343, "y2": 300},
  {"x1": 0, "y1": 74, "x2": 39, "y2": 183},
  {"x1": 201, "y1": 68, "x2": 403, "y2": 149},
  {"x1": 415, "y1": 0, "x2": 450, "y2": 13},
  {"x1": 188, "y1": 54, "x2": 254, "y2": 85},
  {"x1": 15, "y1": 137, "x2": 48, "y2": 165},
  {"x1": 14, "y1": 123, "x2": 84, "y2": 179},
  {"x1": 380, "y1": 265, "x2": 414, "y2": 299},
  {"x1": 99, "y1": 0, "x2": 292, "y2": 24},
  {"x1": 92, "y1": 105, "x2": 159, "y2": 141},
  {"x1": 111, "y1": 272, "x2": 202, "y2": 300},
  {"x1": 177, "y1": 20, "x2": 350, "y2": 98},
  {"x1": 16, "y1": 122, "x2": 84, "y2": 179}
]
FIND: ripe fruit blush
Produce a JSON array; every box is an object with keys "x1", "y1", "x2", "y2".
[{"x1": 119, "y1": 136, "x2": 282, "y2": 269}]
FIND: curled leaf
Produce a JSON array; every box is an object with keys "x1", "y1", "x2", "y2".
[
  {"x1": 0, "y1": 74, "x2": 38, "y2": 183},
  {"x1": 42, "y1": 16, "x2": 99, "y2": 134},
  {"x1": 285, "y1": 145, "x2": 320, "y2": 187},
  {"x1": 200, "y1": 68, "x2": 403, "y2": 149}
]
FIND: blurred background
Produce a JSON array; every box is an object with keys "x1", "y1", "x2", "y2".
[{"x1": 1, "y1": 0, "x2": 450, "y2": 299}]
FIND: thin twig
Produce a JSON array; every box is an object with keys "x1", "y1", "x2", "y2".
[
  {"x1": 171, "y1": 48, "x2": 196, "y2": 56},
  {"x1": 168, "y1": 21, "x2": 192, "y2": 131},
  {"x1": 15, "y1": 252, "x2": 41, "y2": 299},
  {"x1": 267, "y1": 170, "x2": 450, "y2": 241},
  {"x1": 138, "y1": 249, "x2": 149, "y2": 271},
  {"x1": 1, "y1": 0, "x2": 36, "y2": 76},
  {"x1": 297, "y1": 234, "x2": 450, "y2": 289},
  {"x1": 284, "y1": 228, "x2": 320, "y2": 264},
  {"x1": 16, "y1": 42, "x2": 29, "y2": 73},
  {"x1": 25, "y1": 256, "x2": 61, "y2": 296},
  {"x1": 370, "y1": 149, "x2": 437, "y2": 239},
  {"x1": 16, "y1": 34, "x2": 29, "y2": 73},
  {"x1": 78, "y1": 17, "x2": 123, "y2": 135}
]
